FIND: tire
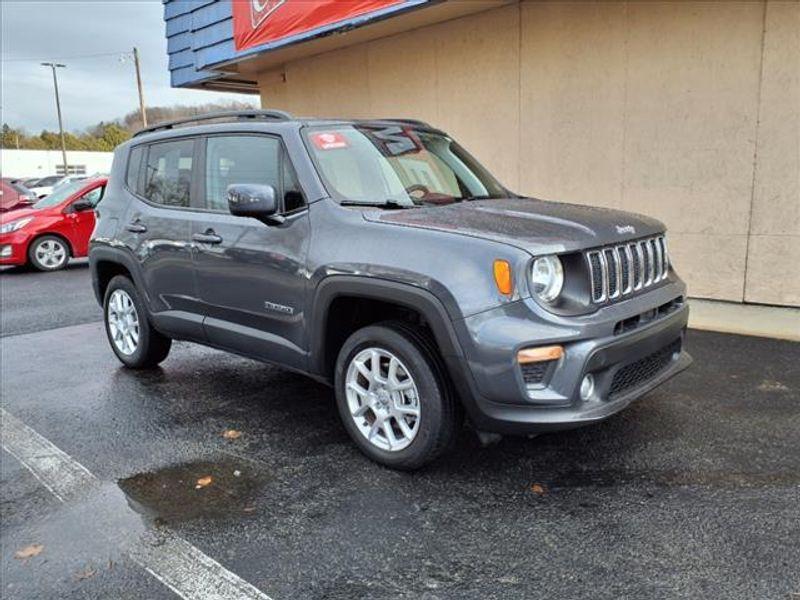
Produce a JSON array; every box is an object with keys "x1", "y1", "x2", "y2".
[
  {"x1": 103, "y1": 275, "x2": 171, "y2": 369},
  {"x1": 334, "y1": 321, "x2": 461, "y2": 470},
  {"x1": 28, "y1": 235, "x2": 69, "y2": 271}
]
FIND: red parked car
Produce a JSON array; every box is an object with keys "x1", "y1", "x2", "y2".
[
  {"x1": 1, "y1": 179, "x2": 37, "y2": 213},
  {"x1": 0, "y1": 177, "x2": 107, "y2": 271}
]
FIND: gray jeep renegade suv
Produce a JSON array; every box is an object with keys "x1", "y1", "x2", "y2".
[{"x1": 90, "y1": 110, "x2": 691, "y2": 469}]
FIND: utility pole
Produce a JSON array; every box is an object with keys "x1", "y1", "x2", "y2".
[
  {"x1": 133, "y1": 47, "x2": 147, "y2": 128},
  {"x1": 41, "y1": 62, "x2": 68, "y2": 175}
]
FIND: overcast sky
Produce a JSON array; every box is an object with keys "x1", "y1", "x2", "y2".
[{"x1": 1, "y1": 1, "x2": 257, "y2": 133}]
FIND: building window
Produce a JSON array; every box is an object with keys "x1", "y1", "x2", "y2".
[{"x1": 56, "y1": 164, "x2": 87, "y2": 175}]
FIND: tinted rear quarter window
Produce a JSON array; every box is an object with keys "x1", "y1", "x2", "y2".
[{"x1": 126, "y1": 146, "x2": 144, "y2": 194}]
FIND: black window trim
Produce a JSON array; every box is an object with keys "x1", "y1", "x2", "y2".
[{"x1": 198, "y1": 132, "x2": 309, "y2": 216}]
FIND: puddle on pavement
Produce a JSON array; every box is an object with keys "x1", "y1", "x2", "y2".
[{"x1": 118, "y1": 458, "x2": 266, "y2": 524}]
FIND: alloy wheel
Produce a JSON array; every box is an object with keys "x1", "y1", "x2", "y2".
[
  {"x1": 107, "y1": 289, "x2": 140, "y2": 356},
  {"x1": 345, "y1": 347, "x2": 421, "y2": 452},
  {"x1": 34, "y1": 239, "x2": 67, "y2": 269}
]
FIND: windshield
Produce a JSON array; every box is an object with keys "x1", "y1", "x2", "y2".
[
  {"x1": 304, "y1": 125, "x2": 509, "y2": 207},
  {"x1": 33, "y1": 180, "x2": 86, "y2": 209}
]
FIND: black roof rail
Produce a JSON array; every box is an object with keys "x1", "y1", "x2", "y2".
[
  {"x1": 380, "y1": 118, "x2": 432, "y2": 129},
  {"x1": 133, "y1": 109, "x2": 294, "y2": 138}
]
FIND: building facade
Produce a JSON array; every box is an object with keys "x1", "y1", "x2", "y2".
[
  {"x1": 164, "y1": 0, "x2": 799, "y2": 308},
  {"x1": 0, "y1": 149, "x2": 113, "y2": 179}
]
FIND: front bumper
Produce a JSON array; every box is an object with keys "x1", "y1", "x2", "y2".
[
  {"x1": 0, "y1": 231, "x2": 31, "y2": 266},
  {"x1": 447, "y1": 279, "x2": 692, "y2": 435}
]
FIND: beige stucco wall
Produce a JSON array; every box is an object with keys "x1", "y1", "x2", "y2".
[{"x1": 257, "y1": 0, "x2": 800, "y2": 307}]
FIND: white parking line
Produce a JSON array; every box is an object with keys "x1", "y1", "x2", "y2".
[{"x1": 1, "y1": 408, "x2": 273, "y2": 600}]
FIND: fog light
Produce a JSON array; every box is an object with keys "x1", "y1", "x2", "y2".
[
  {"x1": 580, "y1": 374, "x2": 595, "y2": 401},
  {"x1": 0, "y1": 245, "x2": 12, "y2": 258}
]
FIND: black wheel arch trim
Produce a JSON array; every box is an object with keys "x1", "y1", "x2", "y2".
[
  {"x1": 88, "y1": 244, "x2": 148, "y2": 307},
  {"x1": 309, "y1": 275, "x2": 466, "y2": 378}
]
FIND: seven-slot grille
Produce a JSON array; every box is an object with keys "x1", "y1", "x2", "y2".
[{"x1": 587, "y1": 235, "x2": 669, "y2": 303}]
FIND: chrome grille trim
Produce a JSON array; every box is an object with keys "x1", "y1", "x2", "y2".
[
  {"x1": 658, "y1": 237, "x2": 669, "y2": 280},
  {"x1": 604, "y1": 248, "x2": 620, "y2": 299},
  {"x1": 642, "y1": 240, "x2": 653, "y2": 286},
  {"x1": 619, "y1": 245, "x2": 633, "y2": 294},
  {"x1": 588, "y1": 251, "x2": 605, "y2": 302},
  {"x1": 653, "y1": 238, "x2": 663, "y2": 281},
  {"x1": 586, "y1": 235, "x2": 670, "y2": 304}
]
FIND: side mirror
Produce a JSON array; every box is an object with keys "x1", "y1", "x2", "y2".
[
  {"x1": 227, "y1": 183, "x2": 283, "y2": 224},
  {"x1": 71, "y1": 199, "x2": 94, "y2": 212}
]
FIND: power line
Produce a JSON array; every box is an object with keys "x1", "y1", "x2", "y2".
[{"x1": 1, "y1": 50, "x2": 131, "y2": 63}]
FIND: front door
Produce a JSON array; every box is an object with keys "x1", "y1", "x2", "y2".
[
  {"x1": 65, "y1": 182, "x2": 104, "y2": 256},
  {"x1": 192, "y1": 134, "x2": 310, "y2": 370}
]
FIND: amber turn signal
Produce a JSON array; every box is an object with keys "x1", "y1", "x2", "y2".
[
  {"x1": 517, "y1": 345, "x2": 564, "y2": 364},
  {"x1": 493, "y1": 259, "x2": 513, "y2": 295}
]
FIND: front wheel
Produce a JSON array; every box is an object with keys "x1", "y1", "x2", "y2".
[
  {"x1": 103, "y1": 275, "x2": 171, "y2": 369},
  {"x1": 334, "y1": 322, "x2": 460, "y2": 470},
  {"x1": 28, "y1": 235, "x2": 69, "y2": 271}
]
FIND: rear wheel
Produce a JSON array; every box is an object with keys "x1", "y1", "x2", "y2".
[
  {"x1": 28, "y1": 235, "x2": 69, "y2": 271},
  {"x1": 103, "y1": 275, "x2": 171, "y2": 369},
  {"x1": 334, "y1": 322, "x2": 460, "y2": 470}
]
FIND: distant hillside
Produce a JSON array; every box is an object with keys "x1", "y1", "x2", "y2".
[{"x1": 1, "y1": 100, "x2": 258, "y2": 152}]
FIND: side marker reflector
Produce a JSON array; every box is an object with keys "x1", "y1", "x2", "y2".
[{"x1": 493, "y1": 260, "x2": 513, "y2": 295}]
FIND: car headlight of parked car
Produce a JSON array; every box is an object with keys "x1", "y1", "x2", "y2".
[
  {"x1": 0, "y1": 217, "x2": 33, "y2": 234},
  {"x1": 531, "y1": 255, "x2": 564, "y2": 303}
]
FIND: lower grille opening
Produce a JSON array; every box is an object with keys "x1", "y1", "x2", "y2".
[
  {"x1": 521, "y1": 360, "x2": 555, "y2": 386},
  {"x1": 613, "y1": 296, "x2": 684, "y2": 335},
  {"x1": 609, "y1": 338, "x2": 682, "y2": 399}
]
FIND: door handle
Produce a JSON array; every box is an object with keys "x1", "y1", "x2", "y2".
[
  {"x1": 192, "y1": 230, "x2": 223, "y2": 245},
  {"x1": 125, "y1": 221, "x2": 147, "y2": 233}
]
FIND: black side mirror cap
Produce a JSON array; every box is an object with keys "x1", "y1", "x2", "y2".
[
  {"x1": 227, "y1": 183, "x2": 284, "y2": 225},
  {"x1": 70, "y1": 199, "x2": 94, "y2": 212}
]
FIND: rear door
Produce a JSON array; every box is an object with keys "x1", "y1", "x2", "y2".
[
  {"x1": 192, "y1": 133, "x2": 311, "y2": 370},
  {"x1": 120, "y1": 138, "x2": 204, "y2": 340}
]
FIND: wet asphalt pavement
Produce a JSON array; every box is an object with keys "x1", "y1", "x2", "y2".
[{"x1": 1, "y1": 263, "x2": 799, "y2": 599}]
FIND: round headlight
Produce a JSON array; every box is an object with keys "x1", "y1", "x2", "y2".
[{"x1": 531, "y1": 255, "x2": 564, "y2": 303}]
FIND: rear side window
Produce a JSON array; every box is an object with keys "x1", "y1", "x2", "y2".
[
  {"x1": 204, "y1": 135, "x2": 305, "y2": 213},
  {"x1": 126, "y1": 146, "x2": 144, "y2": 194},
  {"x1": 143, "y1": 139, "x2": 194, "y2": 208}
]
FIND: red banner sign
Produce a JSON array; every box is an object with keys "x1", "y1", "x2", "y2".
[{"x1": 232, "y1": 0, "x2": 406, "y2": 52}]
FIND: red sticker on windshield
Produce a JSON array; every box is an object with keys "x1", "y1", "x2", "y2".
[{"x1": 311, "y1": 132, "x2": 349, "y2": 150}]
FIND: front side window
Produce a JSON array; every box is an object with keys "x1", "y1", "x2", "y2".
[
  {"x1": 304, "y1": 125, "x2": 508, "y2": 208},
  {"x1": 143, "y1": 139, "x2": 194, "y2": 207},
  {"x1": 204, "y1": 135, "x2": 304, "y2": 213},
  {"x1": 80, "y1": 186, "x2": 105, "y2": 207}
]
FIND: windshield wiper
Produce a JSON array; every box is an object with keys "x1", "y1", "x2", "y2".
[
  {"x1": 340, "y1": 200, "x2": 418, "y2": 210},
  {"x1": 460, "y1": 195, "x2": 495, "y2": 202}
]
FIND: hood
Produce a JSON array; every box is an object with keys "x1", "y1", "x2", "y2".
[
  {"x1": 0, "y1": 206, "x2": 37, "y2": 222},
  {"x1": 363, "y1": 197, "x2": 665, "y2": 255},
  {"x1": 0, "y1": 205, "x2": 55, "y2": 223}
]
